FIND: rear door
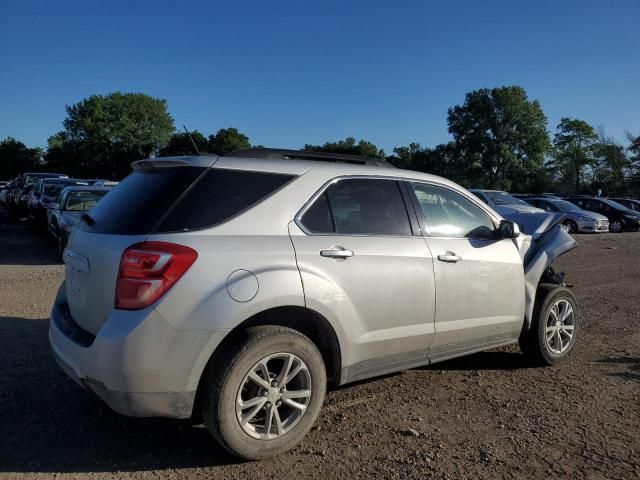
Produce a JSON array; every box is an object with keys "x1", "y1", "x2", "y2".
[
  {"x1": 406, "y1": 182, "x2": 525, "y2": 362},
  {"x1": 289, "y1": 177, "x2": 436, "y2": 380}
]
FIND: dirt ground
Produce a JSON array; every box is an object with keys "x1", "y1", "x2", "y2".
[{"x1": 0, "y1": 207, "x2": 638, "y2": 480}]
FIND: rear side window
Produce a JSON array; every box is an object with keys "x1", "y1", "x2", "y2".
[
  {"x1": 300, "y1": 178, "x2": 412, "y2": 236},
  {"x1": 299, "y1": 192, "x2": 334, "y2": 233},
  {"x1": 83, "y1": 167, "x2": 293, "y2": 234},
  {"x1": 81, "y1": 167, "x2": 205, "y2": 234},
  {"x1": 157, "y1": 169, "x2": 294, "y2": 232}
]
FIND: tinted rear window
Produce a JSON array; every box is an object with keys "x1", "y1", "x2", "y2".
[
  {"x1": 157, "y1": 169, "x2": 294, "y2": 232},
  {"x1": 81, "y1": 167, "x2": 205, "y2": 234},
  {"x1": 81, "y1": 167, "x2": 294, "y2": 234}
]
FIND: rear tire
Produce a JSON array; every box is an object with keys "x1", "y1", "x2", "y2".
[
  {"x1": 519, "y1": 285, "x2": 578, "y2": 366},
  {"x1": 200, "y1": 326, "x2": 326, "y2": 460}
]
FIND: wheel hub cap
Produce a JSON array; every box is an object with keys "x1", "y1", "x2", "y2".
[
  {"x1": 235, "y1": 353, "x2": 312, "y2": 440},
  {"x1": 545, "y1": 298, "x2": 575, "y2": 355}
]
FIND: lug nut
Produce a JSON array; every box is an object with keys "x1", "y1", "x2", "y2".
[
  {"x1": 271, "y1": 380, "x2": 278, "y2": 387},
  {"x1": 262, "y1": 390, "x2": 268, "y2": 396},
  {"x1": 276, "y1": 400, "x2": 282, "y2": 406}
]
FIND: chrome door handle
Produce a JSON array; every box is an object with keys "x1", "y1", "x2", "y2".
[
  {"x1": 320, "y1": 247, "x2": 354, "y2": 258},
  {"x1": 437, "y1": 252, "x2": 462, "y2": 263}
]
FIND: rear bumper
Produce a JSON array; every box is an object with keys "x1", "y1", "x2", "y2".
[{"x1": 49, "y1": 288, "x2": 229, "y2": 418}]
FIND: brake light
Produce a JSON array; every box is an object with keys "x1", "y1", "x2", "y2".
[{"x1": 115, "y1": 241, "x2": 197, "y2": 310}]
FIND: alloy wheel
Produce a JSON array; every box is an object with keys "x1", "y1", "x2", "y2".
[
  {"x1": 610, "y1": 220, "x2": 622, "y2": 233},
  {"x1": 545, "y1": 298, "x2": 575, "y2": 355},
  {"x1": 235, "y1": 353, "x2": 312, "y2": 440}
]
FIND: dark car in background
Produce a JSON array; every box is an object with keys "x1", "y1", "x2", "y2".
[
  {"x1": 46, "y1": 186, "x2": 112, "y2": 257},
  {"x1": 9, "y1": 172, "x2": 68, "y2": 218},
  {"x1": 27, "y1": 178, "x2": 92, "y2": 229},
  {"x1": 525, "y1": 197, "x2": 609, "y2": 233},
  {"x1": 565, "y1": 197, "x2": 640, "y2": 233},
  {"x1": 610, "y1": 198, "x2": 640, "y2": 213}
]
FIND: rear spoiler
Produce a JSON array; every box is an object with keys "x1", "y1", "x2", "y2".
[{"x1": 132, "y1": 155, "x2": 218, "y2": 171}]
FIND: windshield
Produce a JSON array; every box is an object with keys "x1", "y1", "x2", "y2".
[
  {"x1": 550, "y1": 199, "x2": 582, "y2": 212},
  {"x1": 64, "y1": 190, "x2": 109, "y2": 211},
  {"x1": 484, "y1": 191, "x2": 530, "y2": 206}
]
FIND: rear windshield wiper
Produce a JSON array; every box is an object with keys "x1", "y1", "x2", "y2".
[{"x1": 81, "y1": 213, "x2": 96, "y2": 226}]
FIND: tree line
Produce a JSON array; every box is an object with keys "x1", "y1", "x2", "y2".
[{"x1": 1, "y1": 88, "x2": 639, "y2": 195}]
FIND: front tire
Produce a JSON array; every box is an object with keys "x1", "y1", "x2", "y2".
[
  {"x1": 519, "y1": 285, "x2": 578, "y2": 366},
  {"x1": 200, "y1": 326, "x2": 326, "y2": 460},
  {"x1": 610, "y1": 220, "x2": 623, "y2": 233}
]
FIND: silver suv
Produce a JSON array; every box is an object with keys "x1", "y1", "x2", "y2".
[{"x1": 50, "y1": 148, "x2": 579, "y2": 459}]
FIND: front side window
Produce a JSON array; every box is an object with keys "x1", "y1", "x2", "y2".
[
  {"x1": 300, "y1": 178, "x2": 412, "y2": 236},
  {"x1": 411, "y1": 183, "x2": 495, "y2": 238}
]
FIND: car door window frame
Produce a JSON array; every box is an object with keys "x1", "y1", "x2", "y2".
[
  {"x1": 404, "y1": 181, "x2": 500, "y2": 239},
  {"x1": 295, "y1": 175, "x2": 420, "y2": 237}
]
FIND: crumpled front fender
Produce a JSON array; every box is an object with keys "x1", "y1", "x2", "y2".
[{"x1": 520, "y1": 213, "x2": 579, "y2": 328}]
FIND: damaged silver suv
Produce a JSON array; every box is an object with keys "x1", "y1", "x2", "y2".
[{"x1": 50, "y1": 148, "x2": 579, "y2": 460}]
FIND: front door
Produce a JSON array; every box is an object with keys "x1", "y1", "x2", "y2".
[
  {"x1": 289, "y1": 177, "x2": 436, "y2": 381},
  {"x1": 407, "y1": 182, "x2": 525, "y2": 362}
]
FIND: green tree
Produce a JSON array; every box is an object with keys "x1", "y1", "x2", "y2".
[
  {"x1": 0, "y1": 137, "x2": 42, "y2": 178},
  {"x1": 159, "y1": 130, "x2": 208, "y2": 157},
  {"x1": 551, "y1": 118, "x2": 597, "y2": 193},
  {"x1": 58, "y1": 92, "x2": 174, "y2": 178},
  {"x1": 303, "y1": 137, "x2": 384, "y2": 157},
  {"x1": 625, "y1": 131, "x2": 640, "y2": 194},
  {"x1": 207, "y1": 128, "x2": 251, "y2": 155},
  {"x1": 590, "y1": 129, "x2": 629, "y2": 195},
  {"x1": 447, "y1": 86, "x2": 551, "y2": 190}
]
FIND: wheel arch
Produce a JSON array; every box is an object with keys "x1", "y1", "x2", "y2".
[{"x1": 192, "y1": 305, "x2": 343, "y2": 419}]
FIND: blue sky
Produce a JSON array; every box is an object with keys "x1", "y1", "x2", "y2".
[{"x1": 1, "y1": 0, "x2": 639, "y2": 153}]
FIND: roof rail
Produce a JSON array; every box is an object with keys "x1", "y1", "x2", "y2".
[{"x1": 226, "y1": 148, "x2": 395, "y2": 168}]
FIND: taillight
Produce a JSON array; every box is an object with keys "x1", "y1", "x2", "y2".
[{"x1": 115, "y1": 241, "x2": 197, "y2": 310}]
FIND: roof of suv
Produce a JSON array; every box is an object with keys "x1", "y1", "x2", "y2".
[{"x1": 135, "y1": 148, "x2": 467, "y2": 193}]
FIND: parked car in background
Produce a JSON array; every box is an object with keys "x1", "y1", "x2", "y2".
[
  {"x1": 525, "y1": 197, "x2": 609, "y2": 233},
  {"x1": 9, "y1": 172, "x2": 68, "y2": 218},
  {"x1": 47, "y1": 186, "x2": 112, "y2": 257},
  {"x1": 609, "y1": 197, "x2": 640, "y2": 213},
  {"x1": 0, "y1": 180, "x2": 15, "y2": 205},
  {"x1": 469, "y1": 189, "x2": 545, "y2": 233},
  {"x1": 28, "y1": 178, "x2": 92, "y2": 228},
  {"x1": 565, "y1": 197, "x2": 640, "y2": 232},
  {"x1": 511, "y1": 193, "x2": 534, "y2": 199},
  {"x1": 51, "y1": 148, "x2": 579, "y2": 460},
  {"x1": 92, "y1": 180, "x2": 119, "y2": 187}
]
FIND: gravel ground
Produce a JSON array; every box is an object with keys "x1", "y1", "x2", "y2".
[{"x1": 0, "y1": 207, "x2": 638, "y2": 480}]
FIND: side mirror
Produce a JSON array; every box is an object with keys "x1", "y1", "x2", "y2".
[
  {"x1": 47, "y1": 202, "x2": 60, "y2": 210},
  {"x1": 496, "y1": 219, "x2": 520, "y2": 239}
]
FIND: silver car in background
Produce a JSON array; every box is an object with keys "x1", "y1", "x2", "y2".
[
  {"x1": 50, "y1": 149, "x2": 579, "y2": 460},
  {"x1": 524, "y1": 197, "x2": 609, "y2": 233}
]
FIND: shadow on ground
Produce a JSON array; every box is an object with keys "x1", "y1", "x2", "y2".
[
  {"x1": 423, "y1": 349, "x2": 534, "y2": 372},
  {"x1": 0, "y1": 210, "x2": 61, "y2": 266},
  {"x1": 598, "y1": 355, "x2": 640, "y2": 382},
  {"x1": 0, "y1": 316, "x2": 240, "y2": 473}
]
